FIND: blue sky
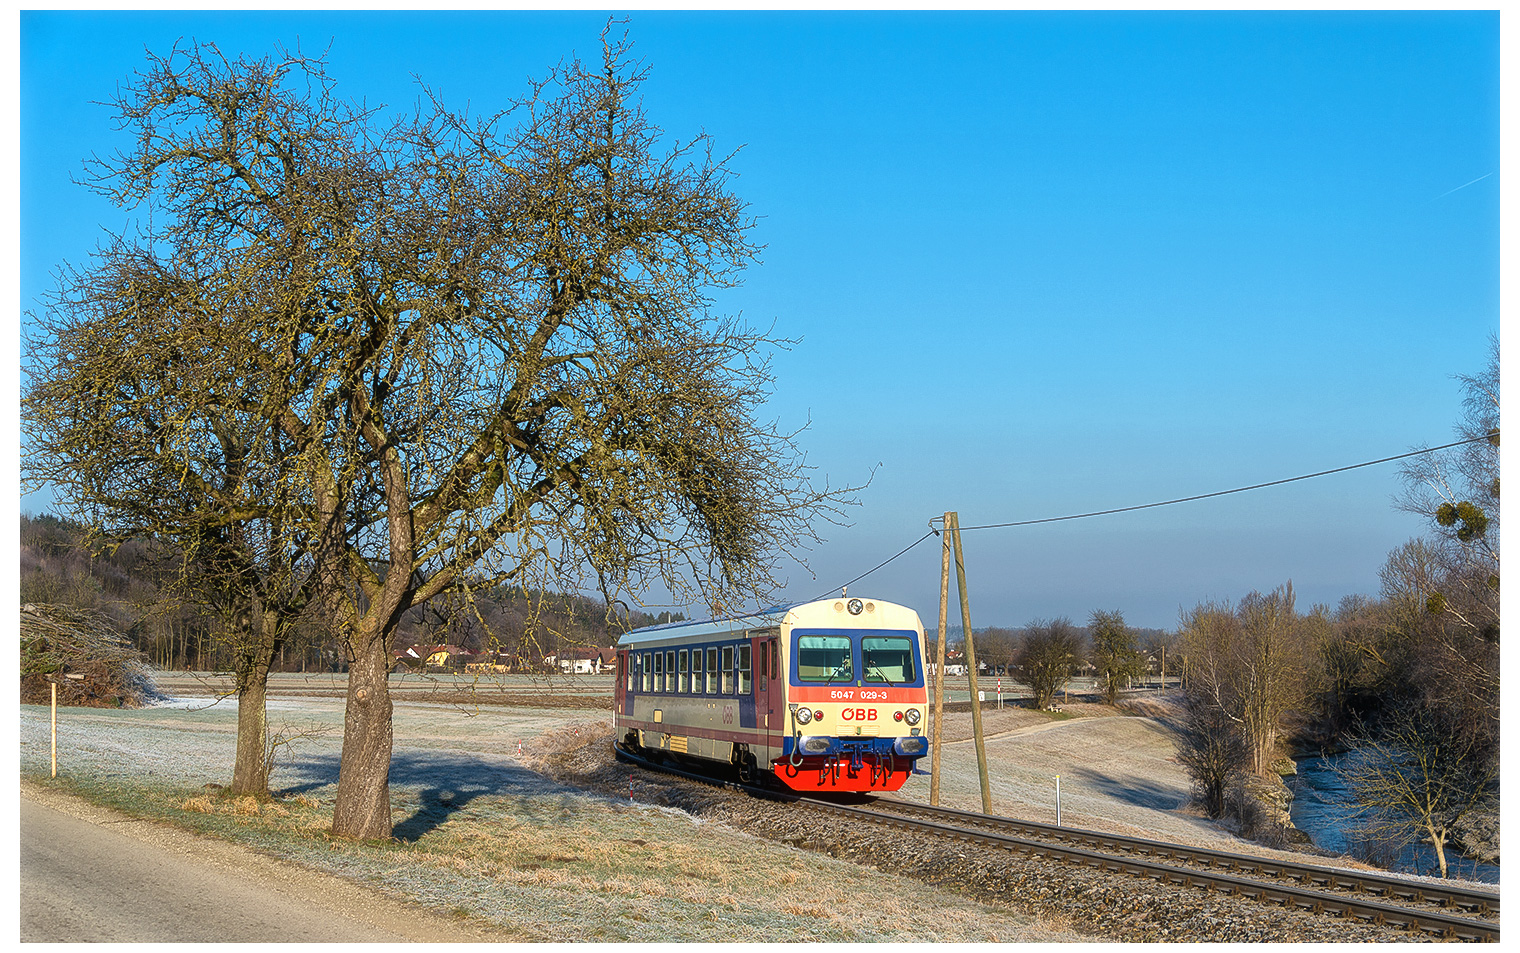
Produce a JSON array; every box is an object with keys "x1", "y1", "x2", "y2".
[{"x1": 17, "y1": 10, "x2": 1500, "y2": 629}]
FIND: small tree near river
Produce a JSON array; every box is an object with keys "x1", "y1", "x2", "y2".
[{"x1": 1340, "y1": 707, "x2": 1497, "y2": 879}]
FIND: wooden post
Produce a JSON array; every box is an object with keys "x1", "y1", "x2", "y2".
[
  {"x1": 930, "y1": 515, "x2": 951, "y2": 806},
  {"x1": 949, "y1": 512, "x2": 992, "y2": 814},
  {"x1": 50, "y1": 681, "x2": 57, "y2": 779}
]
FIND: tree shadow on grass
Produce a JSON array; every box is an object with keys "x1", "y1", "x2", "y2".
[
  {"x1": 1066, "y1": 765, "x2": 1189, "y2": 812},
  {"x1": 274, "y1": 749, "x2": 579, "y2": 842}
]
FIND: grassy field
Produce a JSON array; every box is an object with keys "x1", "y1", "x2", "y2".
[{"x1": 20, "y1": 694, "x2": 1088, "y2": 942}]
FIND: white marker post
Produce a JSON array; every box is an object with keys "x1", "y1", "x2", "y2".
[
  {"x1": 1055, "y1": 774, "x2": 1062, "y2": 827},
  {"x1": 51, "y1": 681, "x2": 58, "y2": 779}
]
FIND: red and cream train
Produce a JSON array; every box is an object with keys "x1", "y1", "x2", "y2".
[{"x1": 613, "y1": 596, "x2": 930, "y2": 792}]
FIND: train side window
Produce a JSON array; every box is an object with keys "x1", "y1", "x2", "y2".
[
  {"x1": 772, "y1": 640, "x2": 780, "y2": 680},
  {"x1": 738, "y1": 644, "x2": 752, "y2": 695},
  {"x1": 757, "y1": 642, "x2": 767, "y2": 691},
  {"x1": 620, "y1": 653, "x2": 629, "y2": 692},
  {"x1": 665, "y1": 651, "x2": 676, "y2": 693},
  {"x1": 641, "y1": 653, "x2": 651, "y2": 693},
  {"x1": 706, "y1": 647, "x2": 719, "y2": 694},
  {"x1": 678, "y1": 649, "x2": 690, "y2": 693},
  {"x1": 721, "y1": 645, "x2": 734, "y2": 694},
  {"x1": 692, "y1": 646, "x2": 703, "y2": 692},
  {"x1": 656, "y1": 651, "x2": 667, "y2": 692}
]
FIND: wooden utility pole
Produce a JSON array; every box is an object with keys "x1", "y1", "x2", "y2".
[
  {"x1": 930, "y1": 515, "x2": 951, "y2": 805},
  {"x1": 949, "y1": 512, "x2": 992, "y2": 814}
]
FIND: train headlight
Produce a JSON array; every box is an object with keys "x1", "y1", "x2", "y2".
[
  {"x1": 904, "y1": 708, "x2": 922, "y2": 726},
  {"x1": 793, "y1": 707, "x2": 813, "y2": 725}
]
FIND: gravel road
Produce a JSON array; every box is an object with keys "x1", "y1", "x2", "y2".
[{"x1": 20, "y1": 781, "x2": 496, "y2": 942}]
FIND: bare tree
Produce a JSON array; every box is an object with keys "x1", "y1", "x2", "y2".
[
  {"x1": 28, "y1": 33, "x2": 852, "y2": 839},
  {"x1": 1174, "y1": 690, "x2": 1247, "y2": 819},
  {"x1": 1088, "y1": 609, "x2": 1142, "y2": 705},
  {"x1": 1340, "y1": 707, "x2": 1497, "y2": 879},
  {"x1": 974, "y1": 627, "x2": 1019, "y2": 676},
  {"x1": 24, "y1": 243, "x2": 320, "y2": 796},
  {"x1": 1015, "y1": 618, "x2": 1081, "y2": 710},
  {"x1": 1396, "y1": 335, "x2": 1499, "y2": 641},
  {"x1": 1179, "y1": 585, "x2": 1307, "y2": 777},
  {"x1": 1378, "y1": 537, "x2": 1499, "y2": 758}
]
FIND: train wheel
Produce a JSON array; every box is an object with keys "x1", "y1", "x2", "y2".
[{"x1": 733, "y1": 745, "x2": 756, "y2": 783}]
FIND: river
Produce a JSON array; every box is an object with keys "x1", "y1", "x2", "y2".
[{"x1": 1288, "y1": 753, "x2": 1499, "y2": 884}]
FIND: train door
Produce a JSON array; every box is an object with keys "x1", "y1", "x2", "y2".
[
  {"x1": 756, "y1": 631, "x2": 782, "y2": 760},
  {"x1": 615, "y1": 649, "x2": 628, "y2": 716}
]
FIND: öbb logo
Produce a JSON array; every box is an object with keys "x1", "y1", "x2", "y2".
[{"x1": 839, "y1": 708, "x2": 877, "y2": 722}]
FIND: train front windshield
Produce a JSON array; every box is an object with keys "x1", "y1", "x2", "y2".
[
  {"x1": 793, "y1": 630, "x2": 922, "y2": 686},
  {"x1": 797, "y1": 635, "x2": 853, "y2": 681},
  {"x1": 862, "y1": 636, "x2": 917, "y2": 684}
]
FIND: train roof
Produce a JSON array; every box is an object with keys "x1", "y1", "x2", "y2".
[
  {"x1": 616, "y1": 597, "x2": 922, "y2": 647},
  {"x1": 616, "y1": 604, "x2": 798, "y2": 647}
]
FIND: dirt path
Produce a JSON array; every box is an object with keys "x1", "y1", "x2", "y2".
[{"x1": 21, "y1": 781, "x2": 502, "y2": 943}]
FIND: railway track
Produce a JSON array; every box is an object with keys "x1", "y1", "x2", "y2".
[
  {"x1": 613, "y1": 744, "x2": 1498, "y2": 941},
  {"x1": 818, "y1": 797, "x2": 1498, "y2": 942}
]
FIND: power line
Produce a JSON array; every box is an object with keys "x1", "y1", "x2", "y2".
[
  {"x1": 817, "y1": 432, "x2": 1494, "y2": 597},
  {"x1": 943, "y1": 433, "x2": 1496, "y2": 532},
  {"x1": 811, "y1": 531, "x2": 936, "y2": 602}
]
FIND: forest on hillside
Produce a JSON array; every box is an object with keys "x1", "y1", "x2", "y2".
[{"x1": 20, "y1": 513, "x2": 681, "y2": 674}]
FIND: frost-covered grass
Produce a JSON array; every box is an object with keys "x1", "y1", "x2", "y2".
[{"x1": 21, "y1": 700, "x2": 1062, "y2": 942}]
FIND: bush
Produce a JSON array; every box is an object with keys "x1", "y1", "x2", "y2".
[
  {"x1": 19, "y1": 603, "x2": 162, "y2": 708},
  {"x1": 1174, "y1": 693, "x2": 1247, "y2": 819}
]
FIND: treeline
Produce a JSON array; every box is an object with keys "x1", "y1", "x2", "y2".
[
  {"x1": 1174, "y1": 341, "x2": 1498, "y2": 877},
  {"x1": 20, "y1": 513, "x2": 682, "y2": 674},
  {"x1": 955, "y1": 619, "x2": 1176, "y2": 709}
]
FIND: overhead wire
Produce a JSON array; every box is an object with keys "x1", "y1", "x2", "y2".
[
  {"x1": 811, "y1": 530, "x2": 936, "y2": 602},
  {"x1": 817, "y1": 431, "x2": 1496, "y2": 598}
]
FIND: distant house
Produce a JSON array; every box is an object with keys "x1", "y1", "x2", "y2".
[
  {"x1": 465, "y1": 649, "x2": 518, "y2": 674},
  {"x1": 544, "y1": 646, "x2": 617, "y2": 675},
  {"x1": 394, "y1": 644, "x2": 472, "y2": 671}
]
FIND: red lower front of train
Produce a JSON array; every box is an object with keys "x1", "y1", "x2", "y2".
[
  {"x1": 771, "y1": 735, "x2": 927, "y2": 792},
  {"x1": 771, "y1": 758, "x2": 913, "y2": 792}
]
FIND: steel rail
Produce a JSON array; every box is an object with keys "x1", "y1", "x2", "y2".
[{"x1": 867, "y1": 796, "x2": 1500, "y2": 919}]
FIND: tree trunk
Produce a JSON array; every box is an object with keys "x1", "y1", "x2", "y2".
[
  {"x1": 1430, "y1": 829, "x2": 1450, "y2": 879},
  {"x1": 229, "y1": 613, "x2": 280, "y2": 796},
  {"x1": 330, "y1": 623, "x2": 394, "y2": 840},
  {"x1": 230, "y1": 663, "x2": 271, "y2": 795}
]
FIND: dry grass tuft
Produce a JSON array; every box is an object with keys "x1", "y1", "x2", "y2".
[
  {"x1": 180, "y1": 796, "x2": 215, "y2": 814},
  {"x1": 232, "y1": 796, "x2": 261, "y2": 815}
]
